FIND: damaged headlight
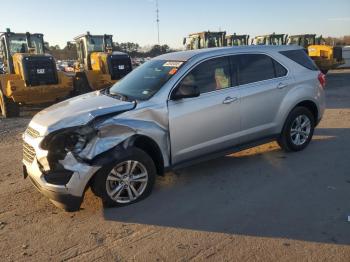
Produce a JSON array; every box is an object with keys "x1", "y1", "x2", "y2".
[{"x1": 41, "y1": 126, "x2": 97, "y2": 158}]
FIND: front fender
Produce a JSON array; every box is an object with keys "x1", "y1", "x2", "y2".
[{"x1": 78, "y1": 117, "x2": 170, "y2": 168}]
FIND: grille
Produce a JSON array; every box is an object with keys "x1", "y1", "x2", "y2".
[
  {"x1": 23, "y1": 141, "x2": 36, "y2": 163},
  {"x1": 108, "y1": 56, "x2": 132, "y2": 80},
  {"x1": 22, "y1": 55, "x2": 58, "y2": 87},
  {"x1": 25, "y1": 126, "x2": 40, "y2": 138}
]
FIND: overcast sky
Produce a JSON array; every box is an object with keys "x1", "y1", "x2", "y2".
[{"x1": 1, "y1": 0, "x2": 349, "y2": 48}]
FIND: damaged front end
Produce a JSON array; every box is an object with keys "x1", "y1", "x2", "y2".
[
  {"x1": 23, "y1": 96, "x2": 170, "y2": 211},
  {"x1": 23, "y1": 124, "x2": 102, "y2": 211}
]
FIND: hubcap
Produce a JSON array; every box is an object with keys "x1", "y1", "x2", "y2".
[
  {"x1": 290, "y1": 114, "x2": 311, "y2": 146},
  {"x1": 106, "y1": 160, "x2": 148, "y2": 204}
]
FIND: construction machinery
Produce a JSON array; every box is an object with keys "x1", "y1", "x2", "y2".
[
  {"x1": 0, "y1": 29, "x2": 73, "y2": 117},
  {"x1": 183, "y1": 31, "x2": 226, "y2": 50},
  {"x1": 72, "y1": 32, "x2": 132, "y2": 94},
  {"x1": 252, "y1": 33, "x2": 288, "y2": 45},
  {"x1": 225, "y1": 34, "x2": 250, "y2": 46},
  {"x1": 288, "y1": 34, "x2": 324, "y2": 47},
  {"x1": 288, "y1": 34, "x2": 344, "y2": 74}
]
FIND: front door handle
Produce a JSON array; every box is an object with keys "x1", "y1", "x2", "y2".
[
  {"x1": 277, "y1": 82, "x2": 288, "y2": 89},
  {"x1": 223, "y1": 97, "x2": 238, "y2": 104}
]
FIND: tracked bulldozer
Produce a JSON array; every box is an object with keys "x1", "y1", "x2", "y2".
[
  {"x1": 72, "y1": 32, "x2": 132, "y2": 94},
  {"x1": 0, "y1": 29, "x2": 73, "y2": 117},
  {"x1": 288, "y1": 34, "x2": 345, "y2": 74}
]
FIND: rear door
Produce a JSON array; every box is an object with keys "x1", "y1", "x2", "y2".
[
  {"x1": 237, "y1": 53, "x2": 291, "y2": 142},
  {"x1": 168, "y1": 56, "x2": 241, "y2": 164}
]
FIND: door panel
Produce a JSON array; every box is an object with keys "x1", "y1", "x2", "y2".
[
  {"x1": 237, "y1": 54, "x2": 291, "y2": 142},
  {"x1": 168, "y1": 56, "x2": 241, "y2": 165},
  {"x1": 168, "y1": 88, "x2": 241, "y2": 164},
  {"x1": 239, "y1": 78, "x2": 291, "y2": 142}
]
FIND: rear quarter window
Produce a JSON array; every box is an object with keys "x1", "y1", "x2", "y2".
[
  {"x1": 280, "y1": 49, "x2": 318, "y2": 71},
  {"x1": 273, "y1": 60, "x2": 288, "y2": 77}
]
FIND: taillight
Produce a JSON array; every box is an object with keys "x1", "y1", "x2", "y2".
[{"x1": 318, "y1": 72, "x2": 326, "y2": 88}]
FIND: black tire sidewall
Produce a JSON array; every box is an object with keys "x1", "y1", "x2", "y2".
[
  {"x1": 281, "y1": 107, "x2": 315, "y2": 151},
  {"x1": 73, "y1": 75, "x2": 92, "y2": 95},
  {"x1": 0, "y1": 88, "x2": 19, "y2": 118},
  {"x1": 92, "y1": 147, "x2": 156, "y2": 208}
]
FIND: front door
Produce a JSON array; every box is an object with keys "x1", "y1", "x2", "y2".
[{"x1": 168, "y1": 56, "x2": 241, "y2": 164}]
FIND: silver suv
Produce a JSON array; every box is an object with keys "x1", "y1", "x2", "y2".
[{"x1": 22, "y1": 46, "x2": 326, "y2": 211}]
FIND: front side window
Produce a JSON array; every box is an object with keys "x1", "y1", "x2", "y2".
[
  {"x1": 238, "y1": 54, "x2": 275, "y2": 85},
  {"x1": 109, "y1": 60, "x2": 184, "y2": 100},
  {"x1": 178, "y1": 57, "x2": 232, "y2": 94}
]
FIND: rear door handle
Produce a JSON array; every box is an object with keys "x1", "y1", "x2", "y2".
[
  {"x1": 277, "y1": 82, "x2": 288, "y2": 89},
  {"x1": 223, "y1": 97, "x2": 238, "y2": 104}
]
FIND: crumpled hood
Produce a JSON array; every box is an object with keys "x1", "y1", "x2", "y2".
[{"x1": 30, "y1": 91, "x2": 136, "y2": 135}]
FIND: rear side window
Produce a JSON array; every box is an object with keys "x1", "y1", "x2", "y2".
[
  {"x1": 273, "y1": 60, "x2": 288, "y2": 77},
  {"x1": 237, "y1": 54, "x2": 275, "y2": 85},
  {"x1": 280, "y1": 49, "x2": 318, "y2": 71}
]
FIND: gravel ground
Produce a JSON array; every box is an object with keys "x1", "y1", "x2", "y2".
[{"x1": 0, "y1": 70, "x2": 349, "y2": 261}]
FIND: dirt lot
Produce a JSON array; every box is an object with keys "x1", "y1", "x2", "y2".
[{"x1": 0, "y1": 70, "x2": 350, "y2": 261}]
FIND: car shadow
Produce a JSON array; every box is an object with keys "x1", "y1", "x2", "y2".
[{"x1": 102, "y1": 127, "x2": 350, "y2": 245}]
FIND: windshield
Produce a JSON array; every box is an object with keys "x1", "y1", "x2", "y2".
[
  {"x1": 109, "y1": 59, "x2": 184, "y2": 100},
  {"x1": 87, "y1": 36, "x2": 113, "y2": 52},
  {"x1": 270, "y1": 37, "x2": 284, "y2": 45},
  {"x1": 8, "y1": 35, "x2": 28, "y2": 55},
  {"x1": 8, "y1": 35, "x2": 44, "y2": 55},
  {"x1": 289, "y1": 37, "x2": 299, "y2": 45},
  {"x1": 256, "y1": 37, "x2": 266, "y2": 45}
]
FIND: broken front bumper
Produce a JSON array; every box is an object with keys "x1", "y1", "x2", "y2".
[
  {"x1": 22, "y1": 131, "x2": 100, "y2": 211},
  {"x1": 23, "y1": 164, "x2": 82, "y2": 211}
]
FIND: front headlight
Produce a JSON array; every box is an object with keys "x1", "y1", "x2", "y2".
[{"x1": 41, "y1": 126, "x2": 96, "y2": 157}]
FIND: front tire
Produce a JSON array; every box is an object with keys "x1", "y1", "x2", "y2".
[
  {"x1": 72, "y1": 75, "x2": 92, "y2": 96},
  {"x1": 277, "y1": 106, "x2": 315, "y2": 152},
  {"x1": 91, "y1": 147, "x2": 156, "y2": 208},
  {"x1": 0, "y1": 89, "x2": 20, "y2": 118}
]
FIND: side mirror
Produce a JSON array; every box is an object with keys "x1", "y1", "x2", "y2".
[{"x1": 172, "y1": 84, "x2": 200, "y2": 100}]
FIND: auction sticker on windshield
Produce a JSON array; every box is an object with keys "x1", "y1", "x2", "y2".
[{"x1": 163, "y1": 61, "x2": 183, "y2": 67}]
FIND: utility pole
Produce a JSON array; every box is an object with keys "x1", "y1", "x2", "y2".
[{"x1": 156, "y1": 0, "x2": 160, "y2": 45}]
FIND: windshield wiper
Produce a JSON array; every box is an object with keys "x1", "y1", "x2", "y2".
[{"x1": 104, "y1": 88, "x2": 132, "y2": 101}]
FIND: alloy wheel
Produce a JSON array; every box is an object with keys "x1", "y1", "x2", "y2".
[
  {"x1": 290, "y1": 114, "x2": 311, "y2": 146},
  {"x1": 106, "y1": 160, "x2": 148, "y2": 204}
]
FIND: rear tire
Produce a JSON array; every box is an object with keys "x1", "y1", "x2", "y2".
[
  {"x1": 72, "y1": 75, "x2": 92, "y2": 96},
  {"x1": 91, "y1": 147, "x2": 156, "y2": 208},
  {"x1": 0, "y1": 89, "x2": 20, "y2": 118},
  {"x1": 277, "y1": 106, "x2": 315, "y2": 152}
]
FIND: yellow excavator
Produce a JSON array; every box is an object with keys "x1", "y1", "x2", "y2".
[
  {"x1": 288, "y1": 34, "x2": 345, "y2": 74},
  {"x1": 71, "y1": 32, "x2": 132, "y2": 94},
  {"x1": 0, "y1": 29, "x2": 73, "y2": 117}
]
